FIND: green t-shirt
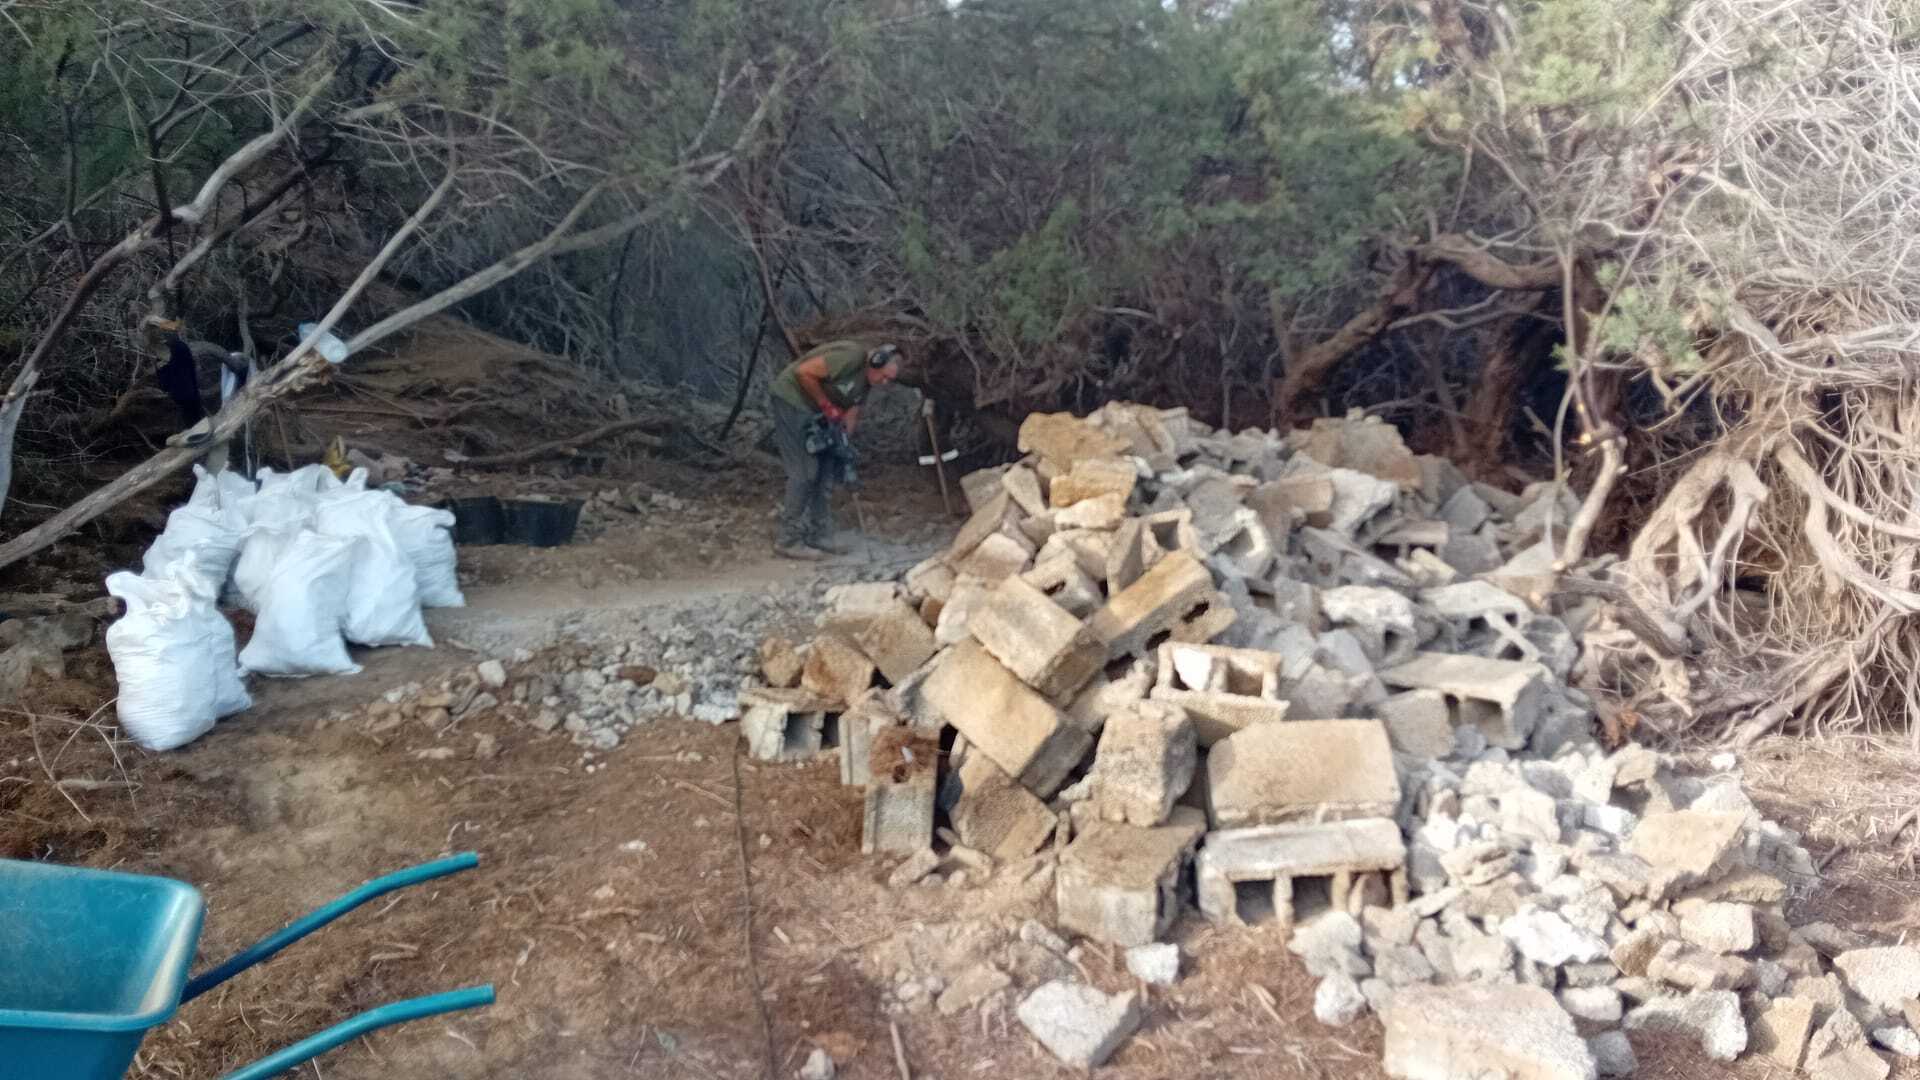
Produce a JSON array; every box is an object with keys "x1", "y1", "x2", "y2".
[{"x1": 771, "y1": 340, "x2": 875, "y2": 411}]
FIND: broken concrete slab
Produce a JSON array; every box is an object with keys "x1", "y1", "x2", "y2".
[
  {"x1": 937, "y1": 963, "x2": 1013, "y2": 1016},
  {"x1": 1016, "y1": 980, "x2": 1142, "y2": 1069},
  {"x1": 945, "y1": 750, "x2": 1056, "y2": 861},
  {"x1": 1056, "y1": 492, "x2": 1127, "y2": 530},
  {"x1": 1196, "y1": 818, "x2": 1406, "y2": 929},
  {"x1": 1379, "y1": 651, "x2": 1547, "y2": 751},
  {"x1": 919, "y1": 640, "x2": 1091, "y2": 797},
  {"x1": 1501, "y1": 910, "x2": 1607, "y2": 967},
  {"x1": 1808, "y1": 1043, "x2": 1894, "y2": 1080},
  {"x1": 1056, "y1": 810, "x2": 1207, "y2": 946},
  {"x1": 933, "y1": 577, "x2": 991, "y2": 647},
  {"x1": 1588, "y1": 1031, "x2": 1635, "y2": 1078},
  {"x1": 1315, "y1": 971, "x2": 1368, "y2": 1027},
  {"x1": 1624, "y1": 810, "x2": 1749, "y2": 898},
  {"x1": 1834, "y1": 947, "x2": 1920, "y2": 1016},
  {"x1": 967, "y1": 576, "x2": 1105, "y2": 701},
  {"x1": 1676, "y1": 899, "x2": 1757, "y2": 955},
  {"x1": 1625, "y1": 990, "x2": 1749, "y2": 1061},
  {"x1": 1088, "y1": 701, "x2": 1197, "y2": 827},
  {"x1": 1381, "y1": 984, "x2": 1597, "y2": 1080},
  {"x1": 1291, "y1": 412, "x2": 1424, "y2": 491},
  {"x1": 1752, "y1": 996, "x2": 1818, "y2": 1070},
  {"x1": 837, "y1": 690, "x2": 898, "y2": 787},
  {"x1": 1066, "y1": 662, "x2": 1153, "y2": 735},
  {"x1": 999, "y1": 462, "x2": 1049, "y2": 517},
  {"x1": 1088, "y1": 551, "x2": 1216, "y2": 659},
  {"x1": 862, "y1": 728, "x2": 939, "y2": 855}
]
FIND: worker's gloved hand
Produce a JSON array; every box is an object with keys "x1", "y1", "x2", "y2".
[{"x1": 820, "y1": 403, "x2": 847, "y2": 428}]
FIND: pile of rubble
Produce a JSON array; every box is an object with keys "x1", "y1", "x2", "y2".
[{"x1": 742, "y1": 403, "x2": 1907, "y2": 1079}]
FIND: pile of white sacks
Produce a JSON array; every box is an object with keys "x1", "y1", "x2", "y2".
[{"x1": 104, "y1": 464, "x2": 464, "y2": 751}]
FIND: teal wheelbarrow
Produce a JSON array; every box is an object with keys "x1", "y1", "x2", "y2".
[{"x1": 0, "y1": 852, "x2": 494, "y2": 1079}]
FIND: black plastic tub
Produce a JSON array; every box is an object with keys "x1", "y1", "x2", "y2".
[
  {"x1": 442, "y1": 496, "x2": 505, "y2": 545},
  {"x1": 500, "y1": 497, "x2": 583, "y2": 548}
]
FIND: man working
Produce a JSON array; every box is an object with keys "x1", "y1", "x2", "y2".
[{"x1": 767, "y1": 339, "x2": 901, "y2": 559}]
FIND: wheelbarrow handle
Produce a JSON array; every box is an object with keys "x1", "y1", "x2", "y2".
[
  {"x1": 182, "y1": 852, "x2": 480, "y2": 1003},
  {"x1": 214, "y1": 984, "x2": 495, "y2": 1080}
]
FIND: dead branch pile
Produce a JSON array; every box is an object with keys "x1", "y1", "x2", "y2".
[{"x1": 1579, "y1": 0, "x2": 1920, "y2": 742}]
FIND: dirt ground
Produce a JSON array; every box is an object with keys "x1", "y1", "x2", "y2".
[{"x1": 8, "y1": 448, "x2": 1920, "y2": 1080}]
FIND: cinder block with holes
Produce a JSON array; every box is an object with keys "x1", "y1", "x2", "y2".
[
  {"x1": 1148, "y1": 642, "x2": 1290, "y2": 746},
  {"x1": 1196, "y1": 818, "x2": 1407, "y2": 930}
]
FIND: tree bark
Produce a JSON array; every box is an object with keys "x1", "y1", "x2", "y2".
[{"x1": 1270, "y1": 256, "x2": 1433, "y2": 422}]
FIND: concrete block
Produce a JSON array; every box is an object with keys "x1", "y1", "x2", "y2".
[
  {"x1": 904, "y1": 555, "x2": 957, "y2": 604},
  {"x1": 854, "y1": 601, "x2": 938, "y2": 685},
  {"x1": 946, "y1": 490, "x2": 1021, "y2": 564},
  {"x1": 1196, "y1": 818, "x2": 1405, "y2": 930},
  {"x1": 1055, "y1": 811, "x2": 1206, "y2": 946},
  {"x1": 838, "y1": 690, "x2": 899, "y2": 786},
  {"x1": 1752, "y1": 996, "x2": 1818, "y2": 1069},
  {"x1": 1206, "y1": 720, "x2": 1400, "y2": 828},
  {"x1": 1125, "y1": 943, "x2": 1180, "y2": 987},
  {"x1": 800, "y1": 632, "x2": 876, "y2": 710},
  {"x1": 1020, "y1": 554, "x2": 1103, "y2": 618},
  {"x1": 1247, "y1": 475, "x2": 1333, "y2": 537},
  {"x1": 919, "y1": 641, "x2": 1090, "y2": 797},
  {"x1": 1050, "y1": 456, "x2": 1137, "y2": 508},
  {"x1": 967, "y1": 576, "x2": 1104, "y2": 701},
  {"x1": 1067, "y1": 661, "x2": 1153, "y2": 735},
  {"x1": 934, "y1": 577, "x2": 991, "y2": 646},
  {"x1": 1018, "y1": 411, "x2": 1129, "y2": 471},
  {"x1": 1647, "y1": 944, "x2": 1755, "y2": 991},
  {"x1": 948, "y1": 750, "x2": 1057, "y2": 860},
  {"x1": 758, "y1": 635, "x2": 804, "y2": 688},
  {"x1": 1055, "y1": 492, "x2": 1126, "y2": 530},
  {"x1": 1379, "y1": 651, "x2": 1548, "y2": 751},
  {"x1": 1420, "y1": 580, "x2": 1530, "y2": 629},
  {"x1": 955, "y1": 530, "x2": 1035, "y2": 581},
  {"x1": 1148, "y1": 642, "x2": 1290, "y2": 745},
  {"x1": 1298, "y1": 527, "x2": 1416, "y2": 589},
  {"x1": 1214, "y1": 510, "x2": 1275, "y2": 580},
  {"x1": 1320, "y1": 585, "x2": 1423, "y2": 664},
  {"x1": 862, "y1": 728, "x2": 939, "y2": 855},
  {"x1": 1089, "y1": 551, "x2": 1215, "y2": 659},
  {"x1": 1089, "y1": 701, "x2": 1197, "y2": 826},
  {"x1": 1015, "y1": 509, "x2": 1058, "y2": 548},
  {"x1": 1625, "y1": 990, "x2": 1748, "y2": 1061},
  {"x1": 1104, "y1": 517, "x2": 1163, "y2": 593},
  {"x1": 1439, "y1": 532, "x2": 1505, "y2": 576},
  {"x1": 960, "y1": 465, "x2": 1009, "y2": 511},
  {"x1": 1142, "y1": 508, "x2": 1203, "y2": 556},
  {"x1": 1440, "y1": 486, "x2": 1492, "y2": 534},
  {"x1": 1835, "y1": 947, "x2": 1920, "y2": 1015},
  {"x1": 1040, "y1": 527, "x2": 1119, "y2": 582},
  {"x1": 739, "y1": 687, "x2": 834, "y2": 762},
  {"x1": 1315, "y1": 972, "x2": 1368, "y2": 1026},
  {"x1": 1377, "y1": 690, "x2": 1454, "y2": 759},
  {"x1": 1291, "y1": 412, "x2": 1423, "y2": 490},
  {"x1": 1381, "y1": 984, "x2": 1597, "y2": 1080},
  {"x1": 1501, "y1": 910, "x2": 1607, "y2": 966},
  {"x1": 1167, "y1": 590, "x2": 1236, "y2": 645},
  {"x1": 1001, "y1": 462, "x2": 1049, "y2": 517},
  {"x1": 1015, "y1": 980, "x2": 1142, "y2": 1069},
  {"x1": 1323, "y1": 468, "x2": 1400, "y2": 536}
]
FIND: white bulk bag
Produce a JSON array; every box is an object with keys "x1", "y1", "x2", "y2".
[
  {"x1": 140, "y1": 466, "x2": 246, "y2": 589},
  {"x1": 105, "y1": 564, "x2": 251, "y2": 751},
  {"x1": 230, "y1": 525, "x2": 300, "y2": 614},
  {"x1": 387, "y1": 504, "x2": 464, "y2": 608},
  {"x1": 238, "y1": 530, "x2": 362, "y2": 677},
  {"x1": 313, "y1": 491, "x2": 432, "y2": 647}
]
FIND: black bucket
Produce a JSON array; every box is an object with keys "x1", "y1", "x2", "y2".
[
  {"x1": 501, "y1": 497, "x2": 583, "y2": 548},
  {"x1": 442, "y1": 496, "x2": 506, "y2": 545}
]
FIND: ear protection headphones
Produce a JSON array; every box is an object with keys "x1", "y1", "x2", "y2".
[{"x1": 868, "y1": 343, "x2": 900, "y2": 369}]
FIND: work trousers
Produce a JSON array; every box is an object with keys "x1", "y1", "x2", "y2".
[{"x1": 770, "y1": 396, "x2": 833, "y2": 548}]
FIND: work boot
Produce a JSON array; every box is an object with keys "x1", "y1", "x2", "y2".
[
  {"x1": 773, "y1": 542, "x2": 826, "y2": 562},
  {"x1": 808, "y1": 535, "x2": 853, "y2": 556}
]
